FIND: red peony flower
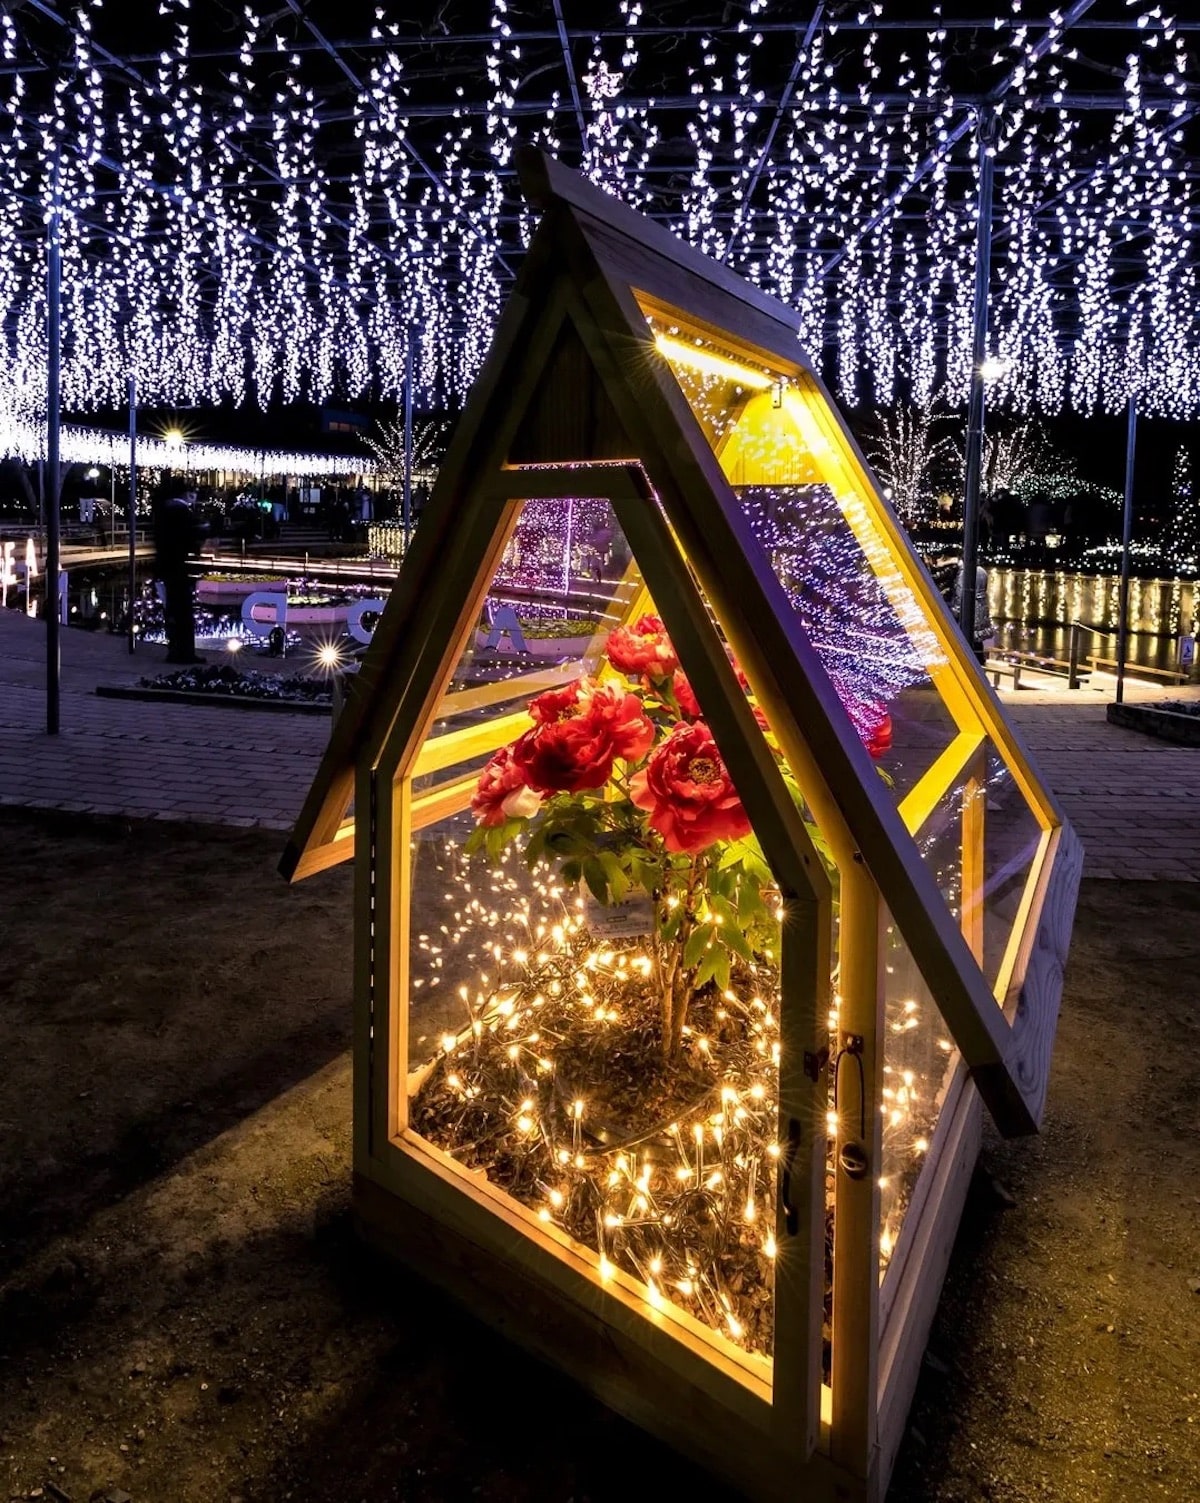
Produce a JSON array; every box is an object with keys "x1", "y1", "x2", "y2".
[
  {"x1": 512, "y1": 677, "x2": 655, "y2": 794},
  {"x1": 527, "y1": 682, "x2": 583, "y2": 726},
  {"x1": 863, "y1": 713, "x2": 893, "y2": 760},
  {"x1": 471, "y1": 745, "x2": 542, "y2": 826},
  {"x1": 672, "y1": 670, "x2": 701, "y2": 719},
  {"x1": 605, "y1": 614, "x2": 680, "y2": 678},
  {"x1": 629, "y1": 722, "x2": 753, "y2": 855},
  {"x1": 584, "y1": 679, "x2": 656, "y2": 763},
  {"x1": 513, "y1": 721, "x2": 613, "y2": 794}
]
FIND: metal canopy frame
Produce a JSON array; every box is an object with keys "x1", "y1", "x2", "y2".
[{"x1": 3, "y1": 2, "x2": 1196, "y2": 352}]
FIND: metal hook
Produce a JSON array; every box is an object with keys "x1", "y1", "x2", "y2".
[{"x1": 833, "y1": 1032, "x2": 866, "y2": 1139}]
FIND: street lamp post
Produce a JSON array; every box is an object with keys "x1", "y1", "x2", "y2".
[
  {"x1": 128, "y1": 375, "x2": 138, "y2": 653},
  {"x1": 1114, "y1": 392, "x2": 1138, "y2": 705},
  {"x1": 46, "y1": 150, "x2": 62, "y2": 737},
  {"x1": 959, "y1": 106, "x2": 998, "y2": 656},
  {"x1": 403, "y1": 332, "x2": 414, "y2": 550}
]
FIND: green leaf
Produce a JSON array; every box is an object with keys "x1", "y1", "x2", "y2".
[
  {"x1": 582, "y1": 856, "x2": 609, "y2": 905},
  {"x1": 712, "y1": 948, "x2": 731, "y2": 994},
  {"x1": 708, "y1": 893, "x2": 738, "y2": 928},
  {"x1": 561, "y1": 858, "x2": 582, "y2": 886},
  {"x1": 683, "y1": 924, "x2": 711, "y2": 970},
  {"x1": 721, "y1": 923, "x2": 755, "y2": 963},
  {"x1": 736, "y1": 879, "x2": 769, "y2": 925},
  {"x1": 744, "y1": 849, "x2": 772, "y2": 885},
  {"x1": 660, "y1": 907, "x2": 684, "y2": 945},
  {"x1": 598, "y1": 849, "x2": 630, "y2": 901},
  {"x1": 628, "y1": 853, "x2": 659, "y2": 894},
  {"x1": 693, "y1": 953, "x2": 718, "y2": 990}
]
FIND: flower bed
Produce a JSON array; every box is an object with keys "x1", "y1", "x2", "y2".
[
  {"x1": 97, "y1": 664, "x2": 333, "y2": 714},
  {"x1": 1107, "y1": 698, "x2": 1200, "y2": 745}
]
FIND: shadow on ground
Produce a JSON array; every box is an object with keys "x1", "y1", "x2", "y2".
[
  {"x1": 0, "y1": 810, "x2": 353, "y2": 1282},
  {"x1": 1, "y1": 814, "x2": 1198, "y2": 1502}
]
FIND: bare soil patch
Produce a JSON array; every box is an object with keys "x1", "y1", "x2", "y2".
[{"x1": 0, "y1": 809, "x2": 1197, "y2": 1502}]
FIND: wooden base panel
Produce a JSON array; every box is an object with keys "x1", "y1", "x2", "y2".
[
  {"x1": 354, "y1": 1169, "x2": 872, "y2": 1503},
  {"x1": 875, "y1": 1070, "x2": 983, "y2": 1487}
]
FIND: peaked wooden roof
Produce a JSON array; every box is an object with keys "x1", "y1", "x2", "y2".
[{"x1": 281, "y1": 148, "x2": 1080, "y2": 1140}]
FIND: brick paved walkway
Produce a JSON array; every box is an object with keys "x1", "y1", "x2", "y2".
[
  {"x1": 1, "y1": 610, "x2": 1197, "y2": 877},
  {"x1": 0, "y1": 612, "x2": 328, "y2": 830}
]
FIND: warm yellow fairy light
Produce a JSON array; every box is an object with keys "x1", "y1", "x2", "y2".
[
  {"x1": 763, "y1": 1233, "x2": 777, "y2": 1259},
  {"x1": 653, "y1": 333, "x2": 774, "y2": 391}
]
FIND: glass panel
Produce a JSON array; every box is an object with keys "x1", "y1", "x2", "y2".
[
  {"x1": 877, "y1": 904, "x2": 961, "y2": 1273},
  {"x1": 910, "y1": 780, "x2": 965, "y2": 929},
  {"x1": 399, "y1": 503, "x2": 826, "y2": 1379},
  {"x1": 980, "y1": 748, "x2": 1045, "y2": 998},
  {"x1": 645, "y1": 305, "x2": 1053, "y2": 1006},
  {"x1": 412, "y1": 495, "x2": 639, "y2": 796},
  {"x1": 737, "y1": 484, "x2": 960, "y2": 803}
]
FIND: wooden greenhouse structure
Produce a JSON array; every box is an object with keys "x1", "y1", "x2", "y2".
[{"x1": 282, "y1": 150, "x2": 1083, "y2": 1502}]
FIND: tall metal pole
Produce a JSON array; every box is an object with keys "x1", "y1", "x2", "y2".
[
  {"x1": 46, "y1": 151, "x2": 62, "y2": 736},
  {"x1": 1115, "y1": 390, "x2": 1138, "y2": 705},
  {"x1": 127, "y1": 374, "x2": 138, "y2": 653},
  {"x1": 959, "y1": 107, "x2": 997, "y2": 653},
  {"x1": 402, "y1": 331, "x2": 414, "y2": 552}
]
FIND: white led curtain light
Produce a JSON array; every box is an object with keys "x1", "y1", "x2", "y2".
[{"x1": 0, "y1": 1, "x2": 1195, "y2": 423}]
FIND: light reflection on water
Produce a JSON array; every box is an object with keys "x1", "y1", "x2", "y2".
[{"x1": 988, "y1": 569, "x2": 1197, "y2": 675}]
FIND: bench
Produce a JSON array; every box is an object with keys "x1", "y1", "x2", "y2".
[
  {"x1": 1087, "y1": 656, "x2": 1189, "y2": 686},
  {"x1": 984, "y1": 657, "x2": 1022, "y2": 689}
]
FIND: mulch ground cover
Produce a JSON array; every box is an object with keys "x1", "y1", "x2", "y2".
[{"x1": 0, "y1": 808, "x2": 1197, "y2": 1503}]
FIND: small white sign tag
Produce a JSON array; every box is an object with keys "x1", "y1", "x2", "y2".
[{"x1": 581, "y1": 886, "x2": 656, "y2": 940}]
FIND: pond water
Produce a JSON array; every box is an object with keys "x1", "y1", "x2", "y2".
[
  {"x1": 47, "y1": 560, "x2": 1199, "y2": 680},
  {"x1": 987, "y1": 568, "x2": 1197, "y2": 674}
]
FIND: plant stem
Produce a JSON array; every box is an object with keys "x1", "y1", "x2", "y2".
[{"x1": 659, "y1": 856, "x2": 704, "y2": 1061}]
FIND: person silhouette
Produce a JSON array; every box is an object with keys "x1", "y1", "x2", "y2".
[{"x1": 153, "y1": 481, "x2": 207, "y2": 664}]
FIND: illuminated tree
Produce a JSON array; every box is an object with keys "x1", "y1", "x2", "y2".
[
  {"x1": 364, "y1": 418, "x2": 447, "y2": 492},
  {"x1": 862, "y1": 402, "x2": 956, "y2": 526},
  {"x1": 978, "y1": 419, "x2": 1053, "y2": 499},
  {"x1": 1166, "y1": 445, "x2": 1198, "y2": 573}
]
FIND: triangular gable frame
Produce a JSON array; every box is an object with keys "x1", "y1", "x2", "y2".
[{"x1": 283, "y1": 151, "x2": 1079, "y2": 1147}]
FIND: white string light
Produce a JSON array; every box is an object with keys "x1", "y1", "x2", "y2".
[{"x1": 0, "y1": 2, "x2": 1194, "y2": 423}]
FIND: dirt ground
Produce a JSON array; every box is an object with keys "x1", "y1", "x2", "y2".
[{"x1": 0, "y1": 808, "x2": 1197, "y2": 1503}]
